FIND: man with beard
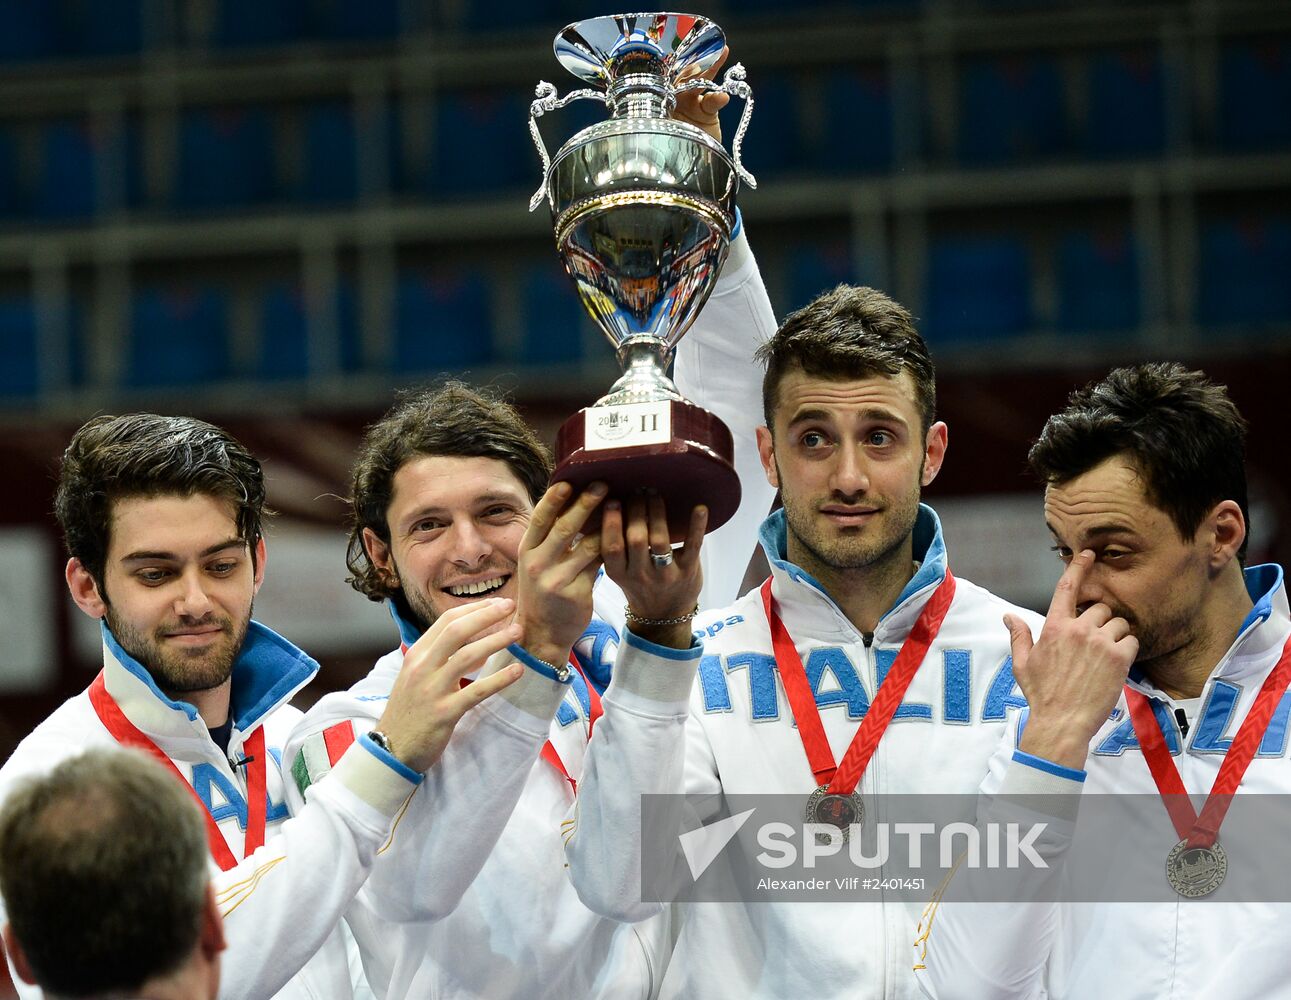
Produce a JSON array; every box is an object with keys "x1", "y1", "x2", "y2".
[
  {"x1": 0, "y1": 413, "x2": 528, "y2": 1000},
  {"x1": 562, "y1": 284, "x2": 1043, "y2": 999},
  {"x1": 284, "y1": 62, "x2": 777, "y2": 998},
  {"x1": 913, "y1": 364, "x2": 1291, "y2": 999}
]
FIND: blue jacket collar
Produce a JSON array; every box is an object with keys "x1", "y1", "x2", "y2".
[
  {"x1": 101, "y1": 619, "x2": 319, "y2": 731},
  {"x1": 387, "y1": 600, "x2": 423, "y2": 650},
  {"x1": 757, "y1": 503, "x2": 949, "y2": 627}
]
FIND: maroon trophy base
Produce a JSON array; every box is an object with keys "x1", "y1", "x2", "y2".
[{"x1": 552, "y1": 398, "x2": 741, "y2": 543}]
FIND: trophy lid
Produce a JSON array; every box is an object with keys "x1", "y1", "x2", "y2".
[{"x1": 554, "y1": 13, "x2": 725, "y2": 89}]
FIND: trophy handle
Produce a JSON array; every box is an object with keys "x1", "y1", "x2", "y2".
[
  {"x1": 528, "y1": 81, "x2": 610, "y2": 212},
  {"x1": 669, "y1": 62, "x2": 758, "y2": 193}
]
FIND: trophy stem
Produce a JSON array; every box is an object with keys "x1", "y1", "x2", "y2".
[{"x1": 600, "y1": 339, "x2": 682, "y2": 406}]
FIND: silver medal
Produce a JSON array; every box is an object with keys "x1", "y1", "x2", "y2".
[
  {"x1": 1166, "y1": 838, "x2": 1227, "y2": 898},
  {"x1": 805, "y1": 785, "x2": 864, "y2": 844}
]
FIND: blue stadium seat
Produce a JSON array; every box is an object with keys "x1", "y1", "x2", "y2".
[
  {"x1": 0, "y1": 0, "x2": 57, "y2": 62},
  {"x1": 717, "y1": 72, "x2": 801, "y2": 179},
  {"x1": 58, "y1": 0, "x2": 144, "y2": 57},
  {"x1": 458, "y1": 0, "x2": 554, "y2": 32},
  {"x1": 296, "y1": 102, "x2": 358, "y2": 204},
  {"x1": 0, "y1": 298, "x2": 39, "y2": 398},
  {"x1": 215, "y1": 0, "x2": 308, "y2": 48},
  {"x1": 430, "y1": 90, "x2": 532, "y2": 195},
  {"x1": 175, "y1": 106, "x2": 277, "y2": 211},
  {"x1": 258, "y1": 280, "x2": 361, "y2": 378},
  {"x1": 0, "y1": 126, "x2": 26, "y2": 220},
  {"x1": 1085, "y1": 49, "x2": 1165, "y2": 158},
  {"x1": 127, "y1": 285, "x2": 231, "y2": 387},
  {"x1": 1055, "y1": 228, "x2": 1139, "y2": 332},
  {"x1": 37, "y1": 119, "x2": 97, "y2": 221},
  {"x1": 309, "y1": 0, "x2": 402, "y2": 41},
  {"x1": 786, "y1": 239, "x2": 854, "y2": 314},
  {"x1": 394, "y1": 268, "x2": 493, "y2": 371},
  {"x1": 958, "y1": 54, "x2": 1067, "y2": 164},
  {"x1": 1197, "y1": 217, "x2": 1291, "y2": 327},
  {"x1": 925, "y1": 235, "x2": 1031, "y2": 340},
  {"x1": 818, "y1": 65, "x2": 895, "y2": 174},
  {"x1": 520, "y1": 261, "x2": 588, "y2": 366},
  {"x1": 1218, "y1": 39, "x2": 1291, "y2": 150}
]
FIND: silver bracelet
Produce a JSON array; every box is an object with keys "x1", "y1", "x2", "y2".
[{"x1": 623, "y1": 603, "x2": 700, "y2": 627}]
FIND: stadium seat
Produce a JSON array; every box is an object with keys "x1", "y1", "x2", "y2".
[
  {"x1": 429, "y1": 90, "x2": 532, "y2": 195},
  {"x1": 1197, "y1": 217, "x2": 1291, "y2": 327},
  {"x1": 1085, "y1": 48, "x2": 1165, "y2": 158},
  {"x1": 1055, "y1": 228, "x2": 1140, "y2": 332},
  {"x1": 127, "y1": 285, "x2": 231, "y2": 387},
  {"x1": 925, "y1": 235, "x2": 1031, "y2": 340},
  {"x1": 818, "y1": 65, "x2": 895, "y2": 174},
  {"x1": 520, "y1": 260, "x2": 589, "y2": 366},
  {"x1": 296, "y1": 102, "x2": 359, "y2": 204},
  {"x1": 957, "y1": 53, "x2": 1067, "y2": 164},
  {"x1": 175, "y1": 106, "x2": 277, "y2": 211},
  {"x1": 309, "y1": 0, "x2": 402, "y2": 42},
  {"x1": 0, "y1": 126, "x2": 27, "y2": 220},
  {"x1": 0, "y1": 298, "x2": 38, "y2": 398},
  {"x1": 37, "y1": 119, "x2": 98, "y2": 221},
  {"x1": 394, "y1": 267, "x2": 494, "y2": 371},
  {"x1": 0, "y1": 0, "x2": 57, "y2": 62},
  {"x1": 258, "y1": 280, "x2": 360, "y2": 379},
  {"x1": 58, "y1": 0, "x2": 144, "y2": 58},
  {"x1": 786, "y1": 239, "x2": 854, "y2": 314},
  {"x1": 214, "y1": 0, "x2": 308, "y2": 48},
  {"x1": 1217, "y1": 38, "x2": 1291, "y2": 150}
]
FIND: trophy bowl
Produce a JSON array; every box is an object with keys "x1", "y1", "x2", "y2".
[{"x1": 527, "y1": 12, "x2": 757, "y2": 540}]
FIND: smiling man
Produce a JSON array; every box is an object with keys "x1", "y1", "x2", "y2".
[
  {"x1": 0, "y1": 413, "x2": 524, "y2": 1000},
  {"x1": 284, "y1": 206, "x2": 777, "y2": 996},
  {"x1": 563, "y1": 283, "x2": 1043, "y2": 1000}
]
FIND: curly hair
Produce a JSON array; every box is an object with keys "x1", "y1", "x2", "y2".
[{"x1": 347, "y1": 381, "x2": 553, "y2": 601}]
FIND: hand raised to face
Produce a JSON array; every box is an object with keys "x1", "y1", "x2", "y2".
[{"x1": 1006, "y1": 550, "x2": 1140, "y2": 771}]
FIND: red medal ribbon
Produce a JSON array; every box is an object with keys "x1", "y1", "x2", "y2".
[
  {"x1": 456, "y1": 653, "x2": 602, "y2": 793},
  {"x1": 88, "y1": 671, "x2": 268, "y2": 871},
  {"x1": 1124, "y1": 634, "x2": 1291, "y2": 849},
  {"x1": 761, "y1": 571, "x2": 957, "y2": 795}
]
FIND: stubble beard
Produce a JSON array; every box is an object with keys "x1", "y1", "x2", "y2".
[
  {"x1": 779, "y1": 469, "x2": 923, "y2": 581},
  {"x1": 105, "y1": 605, "x2": 248, "y2": 695}
]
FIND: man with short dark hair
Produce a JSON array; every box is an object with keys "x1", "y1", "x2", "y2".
[
  {"x1": 564, "y1": 282, "x2": 1043, "y2": 999},
  {"x1": 0, "y1": 412, "x2": 524, "y2": 1000},
  {"x1": 285, "y1": 217, "x2": 777, "y2": 996},
  {"x1": 913, "y1": 363, "x2": 1290, "y2": 999},
  {"x1": 0, "y1": 748, "x2": 224, "y2": 1000}
]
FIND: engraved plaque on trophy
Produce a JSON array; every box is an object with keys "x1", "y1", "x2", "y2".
[{"x1": 527, "y1": 12, "x2": 757, "y2": 540}]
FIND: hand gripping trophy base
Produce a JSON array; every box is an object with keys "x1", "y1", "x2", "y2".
[{"x1": 552, "y1": 398, "x2": 741, "y2": 543}]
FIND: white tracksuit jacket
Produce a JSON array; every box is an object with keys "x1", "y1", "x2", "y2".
[
  {"x1": 913, "y1": 564, "x2": 1291, "y2": 1000},
  {"x1": 564, "y1": 505, "x2": 1044, "y2": 1000},
  {"x1": 283, "y1": 226, "x2": 778, "y2": 1000},
  {"x1": 0, "y1": 620, "x2": 419, "y2": 1000}
]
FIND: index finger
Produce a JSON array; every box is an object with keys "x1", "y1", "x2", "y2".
[
  {"x1": 1047, "y1": 549, "x2": 1093, "y2": 620},
  {"x1": 520, "y1": 482, "x2": 573, "y2": 553}
]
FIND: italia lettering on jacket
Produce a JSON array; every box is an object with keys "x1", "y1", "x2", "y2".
[{"x1": 696, "y1": 644, "x2": 1024, "y2": 725}]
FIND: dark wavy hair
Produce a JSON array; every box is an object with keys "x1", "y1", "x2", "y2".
[
  {"x1": 756, "y1": 284, "x2": 936, "y2": 434},
  {"x1": 1029, "y1": 362, "x2": 1250, "y2": 560},
  {"x1": 54, "y1": 413, "x2": 267, "y2": 594},
  {"x1": 346, "y1": 381, "x2": 553, "y2": 601}
]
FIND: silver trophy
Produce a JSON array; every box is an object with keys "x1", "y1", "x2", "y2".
[{"x1": 527, "y1": 12, "x2": 756, "y2": 539}]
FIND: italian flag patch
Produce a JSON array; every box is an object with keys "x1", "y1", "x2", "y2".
[{"x1": 292, "y1": 721, "x2": 357, "y2": 796}]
